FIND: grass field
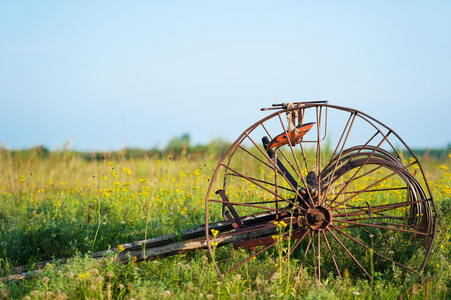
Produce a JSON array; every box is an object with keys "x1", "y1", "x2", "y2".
[{"x1": 0, "y1": 145, "x2": 450, "y2": 299}]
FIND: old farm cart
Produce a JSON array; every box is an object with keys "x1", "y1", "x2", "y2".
[
  {"x1": 6, "y1": 102, "x2": 437, "y2": 287},
  {"x1": 204, "y1": 101, "x2": 437, "y2": 286}
]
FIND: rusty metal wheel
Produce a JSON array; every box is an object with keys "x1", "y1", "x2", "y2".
[{"x1": 205, "y1": 102, "x2": 437, "y2": 289}]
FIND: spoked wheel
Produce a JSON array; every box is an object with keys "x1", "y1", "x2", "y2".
[{"x1": 205, "y1": 102, "x2": 437, "y2": 290}]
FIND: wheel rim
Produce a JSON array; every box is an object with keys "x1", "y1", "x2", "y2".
[{"x1": 205, "y1": 102, "x2": 437, "y2": 289}]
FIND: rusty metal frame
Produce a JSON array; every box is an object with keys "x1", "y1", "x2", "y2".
[{"x1": 205, "y1": 101, "x2": 437, "y2": 288}]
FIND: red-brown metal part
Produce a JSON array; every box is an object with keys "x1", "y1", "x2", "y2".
[
  {"x1": 216, "y1": 189, "x2": 245, "y2": 230},
  {"x1": 266, "y1": 122, "x2": 315, "y2": 150},
  {"x1": 305, "y1": 205, "x2": 332, "y2": 232},
  {"x1": 205, "y1": 101, "x2": 437, "y2": 290}
]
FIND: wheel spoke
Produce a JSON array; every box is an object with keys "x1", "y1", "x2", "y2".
[
  {"x1": 322, "y1": 231, "x2": 341, "y2": 278},
  {"x1": 330, "y1": 161, "x2": 416, "y2": 209},
  {"x1": 332, "y1": 225, "x2": 415, "y2": 272},
  {"x1": 294, "y1": 232, "x2": 314, "y2": 282},
  {"x1": 219, "y1": 163, "x2": 307, "y2": 211},
  {"x1": 320, "y1": 112, "x2": 357, "y2": 205},
  {"x1": 240, "y1": 133, "x2": 310, "y2": 208},
  {"x1": 328, "y1": 132, "x2": 392, "y2": 207},
  {"x1": 227, "y1": 173, "x2": 294, "y2": 194},
  {"x1": 224, "y1": 241, "x2": 278, "y2": 275},
  {"x1": 332, "y1": 199, "x2": 430, "y2": 217},
  {"x1": 338, "y1": 217, "x2": 426, "y2": 230},
  {"x1": 335, "y1": 219, "x2": 429, "y2": 236},
  {"x1": 237, "y1": 144, "x2": 302, "y2": 190},
  {"x1": 327, "y1": 227, "x2": 372, "y2": 279},
  {"x1": 208, "y1": 198, "x2": 287, "y2": 213},
  {"x1": 260, "y1": 228, "x2": 310, "y2": 292},
  {"x1": 317, "y1": 231, "x2": 321, "y2": 281},
  {"x1": 335, "y1": 186, "x2": 408, "y2": 196},
  {"x1": 261, "y1": 122, "x2": 274, "y2": 140},
  {"x1": 236, "y1": 145, "x2": 278, "y2": 173},
  {"x1": 357, "y1": 113, "x2": 399, "y2": 156},
  {"x1": 273, "y1": 150, "x2": 304, "y2": 187},
  {"x1": 276, "y1": 112, "x2": 304, "y2": 180},
  {"x1": 274, "y1": 112, "x2": 316, "y2": 206},
  {"x1": 315, "y1": 106, "x2": 324, "y2": 204}
]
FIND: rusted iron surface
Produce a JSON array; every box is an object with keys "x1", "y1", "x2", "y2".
[{"x1": 205, "y1": 101, "x2": 437, "y2": 289}]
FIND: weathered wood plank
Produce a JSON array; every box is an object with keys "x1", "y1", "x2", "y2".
[{"x1": 4, "y1": 210, "x2": 280, "y2": 280}]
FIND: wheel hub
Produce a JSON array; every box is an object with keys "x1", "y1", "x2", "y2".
[{"x1": 304, "y1": 205, "x2": 331, "y2": 231}]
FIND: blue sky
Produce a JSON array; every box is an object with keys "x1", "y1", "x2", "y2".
[{"x1": 1, "y1": 1, "x2": 450, "y2": 151}]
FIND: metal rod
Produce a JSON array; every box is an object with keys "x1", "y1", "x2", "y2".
[
  {"x1": 327, "y1": 227, "x2": 372, "y2": 280},
  {"x1": 332, "y1": 225, "x2": 415, "y2": 272},
  {"x1": 336, "y1": 219, "x2": 429, "y2": 236},
  {"x1": 322, "y1": 231, "x2": 342, "y2": 278},
  {"x1": 242, "y1": 132, "x2": 309, "y2": 208},
  {"x1": 331, "y1": 160, "x2": 415, "y2": 209},
  {"x1": 320, "y1": 112, "x2": 357, "y2": 205},
  {"x1": 329, "y1": 132, "x2": 392, "y2": 207}
]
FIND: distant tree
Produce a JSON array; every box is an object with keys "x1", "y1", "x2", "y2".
[{"x1": 166, "y1": 133, "x2": 191, "y2": 155}]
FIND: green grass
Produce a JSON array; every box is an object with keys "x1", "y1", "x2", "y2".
[{"x1": 0, "y1": 146, "x2": 450, "y2": 299}]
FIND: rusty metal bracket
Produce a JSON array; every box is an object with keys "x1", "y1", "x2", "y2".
[
  {"x1": 216, "y1": 189, "x2": 245, "y2": 230},
  {"x1": 366, "y1": 201, "x2": 375, "y2": 225}
]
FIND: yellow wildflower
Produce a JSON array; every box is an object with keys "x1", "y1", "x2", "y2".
[
  {"x1": 211, "y1": 229, "x2": 219, "y2": 238},
  {"x1": 343, "y1": 269, "x2": 349, "y2": 278}
]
